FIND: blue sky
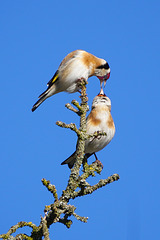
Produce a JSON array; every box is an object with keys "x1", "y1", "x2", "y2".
[{"x1": 0, "y1": 0, "x2": 160, "y2": 239}]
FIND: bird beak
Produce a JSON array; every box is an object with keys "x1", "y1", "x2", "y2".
[
  {"x1": 97, "y1": 72, "x2": 110, "y2": 84},
  {"x1": 106, "y1": 72, "x2": 110, "y2": 80},
  {"x1": 97, "y1": 87, "x2": 106, "y2": 96},
  {"x1": 100, "y1": 79, "x2": 103, "y2": 88},
  {"x1": 104, "y1": 72, "x2": 110, "y2": 88},
  {"x1": 104, "y1": 79, "x2": 107, "y2": 88},
  {"x1": 99, "y1": 87, "x2": 104, "y2": 95}
]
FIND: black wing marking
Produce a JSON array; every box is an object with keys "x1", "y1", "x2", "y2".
[{"x1": 47, "y1": 70, "x2": 59, "y2": 88}]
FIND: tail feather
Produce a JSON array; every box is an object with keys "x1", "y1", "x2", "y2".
[
  {"x1": 32, "y1": 80, "x2": 57, "y2": 112},
  {"x1": 61, "y1": 152, "x2": 76, "y2": 169},
  {"x1": 61, "y1": 152, "x2": 94, "y2": 169},
  {"x1": 85, "y1": 153, "x2": 93, "y2": 159},
  {"x1": 38, "y1": 88, "x2": 49, "y2": 99},
  {"x1": 31, "y1": 93, "x2": 48, "y2": 112}
]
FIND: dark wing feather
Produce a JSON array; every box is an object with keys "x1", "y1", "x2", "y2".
[
  {"x1": 38, "y1": 70, "x2": 59, "y2": 98},
  {"x1": 47, "y1": 70, "x2": 59, "y2": 88}
]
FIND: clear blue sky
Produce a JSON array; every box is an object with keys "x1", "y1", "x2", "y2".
[{"x1": 0, "y1": 1, "x2": 160, "y2": 239}]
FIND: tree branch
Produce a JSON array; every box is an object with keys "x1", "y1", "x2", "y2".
[
  {"x1": 0, "y1": 80, "x2": 120, "y2": 239},
  {"x1": 42, "y1": 179, "x2": 58, "y2": 201},
  {"x1": 41, "y1": 217, "x2": 50, "y2": 240},
  {"x1": 56, "y1": 121, "x2": 80, "y2": 136},
  {"x1": 65, "y1": 102, "x2": 80, "y2": 115}
]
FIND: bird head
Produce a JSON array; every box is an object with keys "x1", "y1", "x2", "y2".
[
  {"x1": 92, "y1": 91, "x2": 111, "y2": 110},
  {"x1": 95, "y1": 61, "x2": 110, "y2": 88}
]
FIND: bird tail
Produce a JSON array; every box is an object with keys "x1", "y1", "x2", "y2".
[
  {"x1": 61, "y1": 152, "x2": 93, "y2": 169},
  {"x1": 32, "y1": 71, "x2": 59, "y2": 112},
  {"x1": 61, "y1": 151, "x2": 76, "y2": 169},
  {"x1": 31, "y1": 92, "x2": 49, "y2": 112}
]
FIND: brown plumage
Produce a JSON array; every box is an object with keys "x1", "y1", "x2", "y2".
[
  {"x1": 31, "y1": 50, "x2": 110, "y2": 112},
  {"x1": 61, "y1": 92, "x2": 115, "y2": 168}
]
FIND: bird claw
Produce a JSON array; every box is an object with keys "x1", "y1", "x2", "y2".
[
  {"x1": 77, "y1": 77, "x2": 88, "y2": 87},
  {"x1": 93, "y1": 159, "x2": 103, "y2": 169}
]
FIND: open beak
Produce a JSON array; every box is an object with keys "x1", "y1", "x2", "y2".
[
  {"x1": 104, "y1": 72, "x2": 110, "y2": 88},
  {"x1": 106, "y1": 72, "x2": 110, "y2": 80},
  {"x1": 99, "y1": 87, "x2": 104, "y2": 95},
  {"x1": 98, "y1": 72, "x2": 110, "y2": 83},
  {"x1": 100, "y1": 79, "x2": 103, "y2": 88},
  {"x1": 98, "y1": 71, "x2": 110, "y2": 89},
  {"x1": 98, "y1": 87, "x2": 106, "y2": 96}
]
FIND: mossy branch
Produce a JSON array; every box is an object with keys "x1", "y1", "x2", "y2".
[
  {"x1": 41, "y1": 217, "x2": 50, "y2": 240},
  {"x1": 56, "y1": 121, "x2": 80, "y2": 136},
  {"x1": 0, "y1": 79, "x2": 120, "y2": 240},
  {"x1": 42, "y1": 179, "x2": 58, "y2": 201}
]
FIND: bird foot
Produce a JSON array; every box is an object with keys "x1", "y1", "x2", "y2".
[
  {"x1": 92, "y1": 159, "x2": 103, "y2": 168},
  {"x1": 77, "y1": 77, "x2": 88, "y2": 88}
]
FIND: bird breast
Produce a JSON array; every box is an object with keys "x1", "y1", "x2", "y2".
[{"x1": 85, "y1": 107, "x2": 115, "y2": 154}]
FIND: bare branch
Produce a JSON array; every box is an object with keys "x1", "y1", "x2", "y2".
[
  {"x1": 74, "y1": 174, "x2": 120, "y2": 199},
  {"x1": 83, "y1": 174, "x2": 120, "y2": 194},
  {"x1": 72, "y1": 212, "x2": 88, "y2": 223},
  {"x1": 56, "y1": 121, "x2": 80, "y2": 136},
  {"x1": 41, "y1": 217, "x2": 50, "y2": 240},
  {"x1": 14, "y1": 234, "x2": 33, "y2": 240},
  {"x1": 59, "y1": 218, "x2": 73, "y2": 228},
  {"x1": 0, "y1": 80, "x2": 120, "y2": 240},
  {"x1": 42, "y1": 179, "x2": 58, "y2": 201},
  {"x1": 71, "y1": 99, "x2": 82, "y2": 112},
  {"x1": 65, "y1": 103, "x2": 80, "y2": 115}
]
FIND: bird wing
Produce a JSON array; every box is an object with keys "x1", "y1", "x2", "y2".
[
  {"x1": 59, "y1": 50, "x2": 80, "y2": 67},
  {"x1": 38, "y1": 50, "x2": 82, "y2": 99},
  {"x1": 47, "y1": 70, "x2": 59, "y2": 88},
  {"x1": 37, "y1": 70, "x2": 59, "y2": 99}
]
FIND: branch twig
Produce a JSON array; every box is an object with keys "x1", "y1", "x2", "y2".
[{"x1": 0, "y1": 80, "x2": 120, "y2": 240}]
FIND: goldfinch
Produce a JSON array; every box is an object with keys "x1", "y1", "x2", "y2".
[
  {"x1": 31, "y1": 50, "x2": 110, "y2": 112},
  {"x1": 61, "y1": 88, "x2": 115, "y2": 168}
]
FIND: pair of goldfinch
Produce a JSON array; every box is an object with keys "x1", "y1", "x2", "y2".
[{"x1": 32, "y1": 50, "x2": 115, "y2": 168}]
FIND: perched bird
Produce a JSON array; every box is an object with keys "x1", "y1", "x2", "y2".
[
  {"x1": 61, "y1": 88, "x2": 115, "y2": 168},
  {"x1": 31, "y1": 50, "x2": 110, "y2": 112}
]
